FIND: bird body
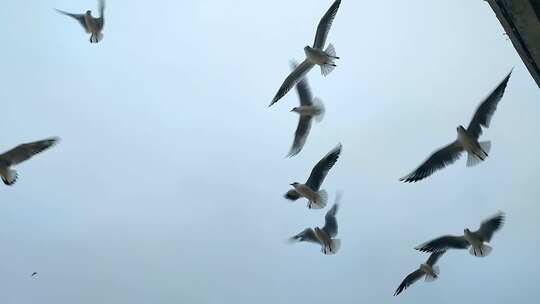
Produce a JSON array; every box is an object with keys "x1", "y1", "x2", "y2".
[
  {"x1": 394, "y1": 251, "x2": 445, "y2": 296},
  {"x1": 289, "y1": 193, "x2": 342, "y2": 255},
  {"x1": 269, "y1": 0, "x2": 341, "y2": 106},
  {"x1": 291, "y1": 105, "x2": 324, "y2": 117},
  {"x1": 56, "y1": 0, "x2": 105, "y2": 43},
  {"x1": 290, "y1": 182, "x2": 327, "y2": 209},
  {"x1": 400, "y1": 70, "x2": 512, "y2": 182},
  {"x1": 415, "y1": 212, "x2": 504, "y2": 258},
  {"x1": 285, "y1": 143, "x2": 342, "y2": 209}
]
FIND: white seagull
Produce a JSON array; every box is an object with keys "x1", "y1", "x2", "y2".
[
  {"x1": 0, "y1": 137, "x2": 59, "y2": 186},
  {"x1": 289, "y1": 192, "x2": 342, "y2": 255},
  {"x1": 287, "y1": 60, "x2": 325, "y2": 157},
  {"x1": 285, "y1": 143, "x2": 342, "y2": 209},
  {"x1": 269, "y1": 0, "x2": 341, "y2": 106},
  {"x1": 56, "y1": 0, "x2": 105, "y2": 43},
  {"x1": 415, "y1": 212, "x2": 505, "y2": 257},
  {"x1": 400, "y1": 70, "x2": 512, "y2": 182},
  {"x1": 394, "y1": 251, "x2": 446, "y2": 296}
]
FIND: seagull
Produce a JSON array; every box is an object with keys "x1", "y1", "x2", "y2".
[
  {"x1": 394, "y1": 251, "x2": 446, "y2": 296},
  {"x1": 289, "y1": 192, "x2": 342, "y2": 254},
  {"x1": 0, "y1": 137, "x2": 60, "y2": 186},
  {"x1": 415, "y1": 211, "x2": 505, "y2": 257},
  {"x1": 269, "y1": 0, "x2": 341, "y2": 106},
  {"x1": 400, "y1": 70, "x2": 512, "y2": 182},
  {"x1": 287, "y1": 60, "x2": 325, "y2": 157},
  {"x1": 56, "y1": 0, "x2": 105, "y2": 43},
  {"x1": 285, "y1": 143, "x2": 342, "y2": 209},
  {"x1": 31, "y1": 272, "x2": 38, "y2": 277}
]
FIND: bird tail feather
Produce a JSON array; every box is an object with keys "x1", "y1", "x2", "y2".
[
  {"x1": 309, "y1": 189, "x2": 328, "y2": 209},
  {"x1": 479, "y1": 141, "x2": 491, "y2": 157},
  {"x1": 320, "y1": 44, "x2": 337, "y2": 76},
  {"x1": 312, "y1": 97, "x2": 325, "y2": 123},
  {"x1": 2, "y1": 169, "x2": 18, "y2": 186},
  {"x1": 469, "y1": 244, "x2": 492, "y2": 257}
]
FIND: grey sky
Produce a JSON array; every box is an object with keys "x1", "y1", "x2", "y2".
[{"x1": 0, "y1": 0, "x2": 539, "y2": 303}]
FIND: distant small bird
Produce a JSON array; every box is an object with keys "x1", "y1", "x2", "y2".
[
  {"x1": 400, "y1": 70, "x2": 512, "y2": 182},
  {"x1": 0, "y1": 137, "x2": 59, "y2": 186},
  {"x1": 56, "y1": 0, "x2": 105, "y2": 43},
  {"x1": 31, "y1": 272, "x2": 38, "y2": 277},
  {"x1": 394, "y1": 251, "x2": 446, "y2": 296},
  {"x1": 270, "y1": 0, "x2": 341, "y2": 106},
  {"x1": 289, "y1": 192, "x2": 342, "y2": 254},
  {"x1": 415, "y1": 211, "x2": 505, "y2": 257},
  {"x1": 287, "y1": 61, "x2": 325, "y2": 157},
  {"x1": 285, "y1": 143, "x2": 342, "y2": 209}
]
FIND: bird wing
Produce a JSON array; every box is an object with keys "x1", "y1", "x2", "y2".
[
  {"x1": 313, "y1": 0, "x2": 342, "y2": 49},
  {"x1": 322, "y1": 202, "x2": 339, "y2": 238},
  {"x1": 426, "y1": 250, "x2": 446, "y2": 266},
  {"x1": 474, "y1": 211, "x2": 505, "y2": 243},
  {"x1": 415, "y1": 235, "x2": 470, "y2": 253},
  {"x1": 305, "y1": 143, "x2": 342, "y2": 190},
  {"x1": 291, "y1": 61, "x2": 314, "y2": 106},
  {"x1": 55, "y1": 9, "x2": 87, "y2": 30},
  {"x1": 466, "y1": 70, "x2": 512, "y2": 139},
  {"x1": 98, "y1": 0, "x2": 105, "y2": 17},
  {"x1": 0, "y1": 138, "x2": 59, "y2": 166},
  {"x1": 399, "y1": 140, "x2": 464, "y2": 183},
  {"x1": 96, "y1": 0, "x2": 105, "y2": 28},
  {"x1": 287, "y1": 116, "x2": 312, "y2": 157},
  {"x1": 288, "y1": 228, "x2": 320, "y2": 245},
  {"x1": 394, "y1": 269, "x2": 424, "y2": 296},
  {"x1": 270, "y1": 60, "x2": 314, "y2": 106}
]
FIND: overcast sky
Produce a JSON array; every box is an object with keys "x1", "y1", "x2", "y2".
[{"x1": 0, "y1": 0, "x2": 539, "y2": 303}]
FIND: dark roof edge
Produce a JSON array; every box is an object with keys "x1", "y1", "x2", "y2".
[{"x1": 486, "y1": 0, "x2": 540, "y2": 88}]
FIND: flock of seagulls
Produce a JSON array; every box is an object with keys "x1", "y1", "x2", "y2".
[
  {"x1": 2, "y1": 0, "x2": 528, "y2": 298},
  {"x1": 264, "y1": 0, "x2": 513, "y2": 297}
]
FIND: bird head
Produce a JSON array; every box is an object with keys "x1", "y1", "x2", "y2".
[
  {"x1": 290, "y1": 182, "x2": 299, "y2": 187},
  {"x1": 464, "y1": 228, "x2": 471, "y2": 235},
  {"x1": 86, "y1": 10, "x2": 92, "y2": 16},
  {"x1": 456, "y1": 125, "x2": 466, "y2": 133}
]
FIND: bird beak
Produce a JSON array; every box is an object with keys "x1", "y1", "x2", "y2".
[
  {"x1": 289, "y1": 183, "x2": 294, "y2": 186},
  {"x1": 290, "y1": 109, "x2": 294, "y2": 112}
]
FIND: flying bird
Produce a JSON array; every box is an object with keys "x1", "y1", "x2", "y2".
[
  {"x1": 56, "y1": 0, "x2": 105, "y2": 43},
  {"x1": 415, "y1": 211, "x2": 505, "y2": 257},
  {"x1": 31, "y1": 272, "x2": 38, "y2": 277},
  {"x1": 400, "y1": 70, "x2": 512, "y2": 182},
  {"x1": 285, "y1": 143, "x2": 342, "y2": 209},
  {"x1": 289, "y1": 192, "x2": 342, "y2": 254},
  {"x1": 394, "y1": 251, "x2": 446, "y2": 296},
  {"x1": 0, "y1": 137, "x2": 60, "y2": 186},
  {"x1": 269, "y1": 0, "x2": 341, "y2": 106},
  {"x1": 287, "y1": 61, "x2": 325, "y2": 157}
]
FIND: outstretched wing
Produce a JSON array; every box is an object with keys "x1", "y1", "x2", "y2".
[
  {"x1": 0, "y1": 137, "x2": 59, "y2": 166},
  {"x1": 270, "y1": 60, "x2": 314, "y2": 106},
  {"x1": 305, "y1": 143, "x2": 342, "y2": 190},
  {"x1": 322, "y1": 202, "x2": 339, "y2": 237},
  {"x1": 400, "y1": 141, "x2": 463, "y2": 183},
  {"x1": 415, "y1": 235, "x2": 469, "y2": 253},
  {"x1": 394, "y1": 269, "x2": 424, "y2": 296},
  {"x1": 56, "y1": 9, "x2": 87, "y2": 30},
  {"x1": 426, "y1": 251, "x2": 446, "y2": 266},
  {"x1": 288, "y1": 116, "x2": 312, "y2": 157},
  {"x1": 288, "y1": 228, "x2": 320, "y2": 245},
  {"x1": 466, "y1": 70, "x2": 512, "y2": 139},
  {"x1": 313, "y1": 0, "x2": 342, "y2": 49},
  {"x1": 474, "y1": 211, "x2": 505, "y2": 242}
]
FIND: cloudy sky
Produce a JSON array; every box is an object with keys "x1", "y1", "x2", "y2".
[{"x1": 0, "y1": 0, "x2": 539, "y2": 303}]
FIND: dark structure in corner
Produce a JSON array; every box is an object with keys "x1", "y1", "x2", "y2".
[{"x1": 486, "y1": 0, "x2": 540, "y2": 88}]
